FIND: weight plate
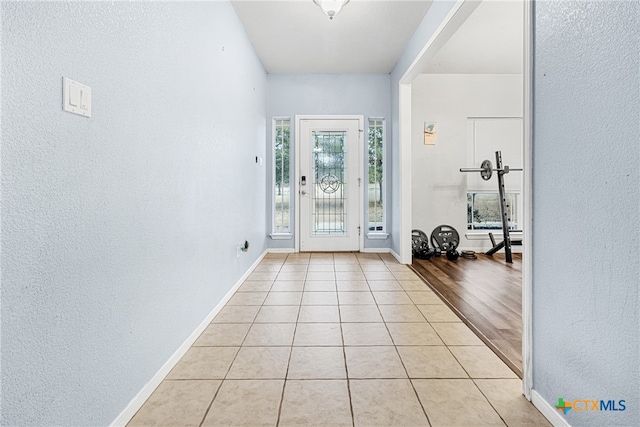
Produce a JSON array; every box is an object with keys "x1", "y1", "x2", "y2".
[
  {"x1": 412, "y1": 229, "x2": 431, "y2": 259},
  {"x1": 461, "y1": 250, "x2": 477, "y2": 259},
  {"x1": 480, "y1": 159, "x2": 493, "y2": 181},
  {"x1": 430, "y1": 225, "x2": 460, "y2": 252}
]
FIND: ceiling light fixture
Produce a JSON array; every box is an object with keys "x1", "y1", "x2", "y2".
[{"x1": 313, "y1": 0, "x2": 350, "y2": 20}]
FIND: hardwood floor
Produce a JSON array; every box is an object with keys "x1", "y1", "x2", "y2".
[{"x1": 410, "y1": 253, "x2": 523, "y2": 378}]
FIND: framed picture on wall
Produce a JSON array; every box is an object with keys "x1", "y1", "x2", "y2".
[{"x1": 424, "y1": 122, "x2": 437, "y2": 145}]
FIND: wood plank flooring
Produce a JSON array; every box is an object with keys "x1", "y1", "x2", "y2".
[{"x1": 411, "y1": 253, "x2": 523, "y2": 378}]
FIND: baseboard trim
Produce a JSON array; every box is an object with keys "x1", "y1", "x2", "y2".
[
  {"x1": 110, "y1": 249, "x2": 268, "y2": 427},
  {"x1": 390, "y1": 249, "x2": 402, "y2": 263},
  {"x1": 267, "y1": 247, "x2": 295, "y2": 253},
  {"x1": 457, "y1": 246, "x2": 525, "y2": 254},
  {"x1": 360, "y1": 247, "x2": 391, "y2": 253},
  {"x1": 531, "y1": 390, "x2": 571, "y2": 427}
]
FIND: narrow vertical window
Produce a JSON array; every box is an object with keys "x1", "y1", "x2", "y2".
[
  {"x1": 273, "y1": 119, "x2": 291, "y2": 234},
  {"x1": 367, "y1": 119, "x2": 385, "y2": 232}
]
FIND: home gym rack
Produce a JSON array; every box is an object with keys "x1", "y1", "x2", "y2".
[{"x1": 460, "y1": 151, "x2": 523, "y2": 263}]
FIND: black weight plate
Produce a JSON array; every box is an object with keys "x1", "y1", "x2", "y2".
[
  {"x1": 412, "y1": 229, "x2": 430, "y2": 258},
  {"x1": 430, "y1": 225, "x2": 460, "y2": 252},
  {"x1": 481, "y1": 159, "x2": 493, "y2": 181}
]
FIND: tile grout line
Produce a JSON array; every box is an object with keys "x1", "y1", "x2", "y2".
[
  {"x1": 443, "y1": 341, "x2": 508, "y2": 426},
  {"x1": 275, "y1": 253, "x2": 307, "y2": 427},
  {"x1": 443, "y1": 343, "x2": 475, "y2": 384},
  {"x1": 470, "y1": 378, "x2": 510, "y2": 427},
  {"x1": 198, "y1": 257, "x2": 282, "y2": 427},
  {"x1": 335, "y1": 260, "x2": 356, "y2": 427},
  {"x1": 377, "y1": 283, "x2": 434, "y2": 427}
]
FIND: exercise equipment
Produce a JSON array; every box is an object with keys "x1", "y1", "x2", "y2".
[
  {"x1": 460, "y1": 151, "x2": 523, "y2": 263},
  {"x1": 446, "y1": 250, "x2": 460, "y2": 261},
  {"x1": 412, "y1": 226, "x2": 463, "y2": 262},
  {"x1": 411, "y1": 229, "x2": 432, "y2": 259},
  {"x1": 430, "y1": 225, "x2": 460, "y2": 252},
  {"x1": 430, "y1": 225, "x2": 460, "y2": 262},
  {"x1": 461, "y1": 250, "x2": 477, "y2": 259}
]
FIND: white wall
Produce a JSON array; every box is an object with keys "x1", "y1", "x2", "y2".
[
  {"x1": 1, "y1": 2, "x2": 267, "y2": 425},
  {"x1": 266, "y1": 73, "x2": 391, "y2": 250},
  {"x1": 411, "y1": 74, "x2": 522, "y2": 252},
  {"x1": 533, "y1": 1, "x2": 639, "y2": 426}
]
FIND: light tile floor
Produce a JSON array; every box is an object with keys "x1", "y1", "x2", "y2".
[{"x1": 129, "y1": 253, "x2": 550, "y2": 427}]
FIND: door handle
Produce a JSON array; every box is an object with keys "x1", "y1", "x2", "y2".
[{"x1": 301, "y1": 190, "x2": 307, "y2": 195}]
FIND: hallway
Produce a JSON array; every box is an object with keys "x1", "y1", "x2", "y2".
[{"x1": 128, "y1": 253, "x2": 548, "y2": 426}]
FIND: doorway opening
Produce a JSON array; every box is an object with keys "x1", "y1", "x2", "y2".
[{"x1": 399, "y1": 0, "x2": 532, "y2": 393}]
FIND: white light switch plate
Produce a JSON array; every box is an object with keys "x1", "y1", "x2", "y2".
[{"x1": 63, "y1": 77, "x2": 91, "y2": 117}]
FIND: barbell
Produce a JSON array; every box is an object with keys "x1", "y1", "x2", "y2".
[{"x1": 460, "y1": 159, "x2": 523, "y2": 181}]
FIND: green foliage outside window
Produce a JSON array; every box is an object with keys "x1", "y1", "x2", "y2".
[
  {"x1": 274, "y1": 119, "x2": 290, "y2": 233},
  {"x1": 368, "y1": 120, "x2": 384, "y2": 231}
]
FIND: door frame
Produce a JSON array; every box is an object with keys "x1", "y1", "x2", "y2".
[
  {"x1": 397, "y1": 0, "x2": 533, "y2": 400},
  {"x1": 294, "y1": 115, "x2": 365, "y2": 253}
]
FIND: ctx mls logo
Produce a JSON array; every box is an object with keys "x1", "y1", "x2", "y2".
[{"x1": 555, "y1": 398, "x2": 626, "y2": 414}]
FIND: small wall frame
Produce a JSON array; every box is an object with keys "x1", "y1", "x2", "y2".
[{"x1": 424, "y1": 122, "x2": 437, "y2": 145}]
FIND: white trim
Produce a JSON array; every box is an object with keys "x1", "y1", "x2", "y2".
[
  {"x1": 390, "y1": 248, "x2": 402, "y2": 264},
  {"x1": 399, "y1": 0, "x2": 469, "y2": 85},
  {"x1": 358, "y1": 117, "x2": 365, "y2": 252},
  {"x1": 522, "y1": 0, "x2": 534, "y2": 402},
  {"x1": 267, "y1": 247, "x2": 296, "y2": 254},
  {"x1": 269, "y1": 233, "x2": 293, "y2": 240},
  {"x1": 531, "y1": 390, "x2": 571, "y2": 427},
  {"x1": 456, "y1": 246, "x2": 523, "y2": 254},
  {"x1": 398, "y1": 83, "x2": 412, "y2": 264},
  {"x1": 366, "y1": 117, "x2": 387, "y2": 234},
  {"x1": 366, "y1": 233, "x2": 389, "y2": 240},
  {"x1": 110, "y1": 250, "x2": 268, "y2": 427},
  {"x1": 294, "y1": 115, "x2": 365, "y2": 253},
  {"x1": 360, "y1": 247, "x2": 391, "y2": 254},
  {"x1": 271, "y1": 117, "x2": 293, "y2": 236},
  {"x1": 465, "y1": 231, "x2": 524, "y2": 241},
  {"x1": 294, "y1": 117, "x2": 301, "y2": 253}
]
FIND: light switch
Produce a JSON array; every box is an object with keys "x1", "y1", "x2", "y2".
[
  {"x1": 63, "y1": 77, "x2": 91, "y2": 117},
  {"x1": 80, "y1": 89, "x2": 90, "y2": 111},
  {"x1": 69, "y1": 86, "x2": 80, "y2": 107}
]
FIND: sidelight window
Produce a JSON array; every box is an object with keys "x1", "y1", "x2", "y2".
[{"x1": 273, "y1": 118, "x2": 291, "y2": 234}]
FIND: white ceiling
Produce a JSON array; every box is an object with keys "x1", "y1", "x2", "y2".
[
  {"x1": 231, "y1": 0, "x2": 433, "y2": 74},
  {"x1": 232, "y1": 0, "x2": 523, "y2": 75},
  {"x1": 421, "y1": 0, "x2": 523, "y2": 74}
]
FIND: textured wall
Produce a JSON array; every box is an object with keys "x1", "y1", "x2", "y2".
[
  {"x1": 266, "y1": 73, "x2": 391, "y2": 250},
  {"x1": 411, "y1": 74, "x2": 522, "y2": 251},
  {"x1": 1, "y1": 2, "x2": 267, "y2": 425},
  {"x1": 533, "y1": 1, "x2": 639, "y2": 425}
]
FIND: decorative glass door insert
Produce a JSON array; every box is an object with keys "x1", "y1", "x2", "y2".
[
  {"x1": 298, "y1": 118, "x2": 362, "y2": 252},
  {"x1": 312, "y1": 131, "x2": 347, "y2": 235}
]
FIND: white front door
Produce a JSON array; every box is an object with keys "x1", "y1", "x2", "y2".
[{"x1": 298, "y1": 117, "x2": 362, "y2": 252}]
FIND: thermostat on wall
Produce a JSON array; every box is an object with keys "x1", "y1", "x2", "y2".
[{"x1": 63, "y1": 77, "x2": 91, "y2": 118}]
